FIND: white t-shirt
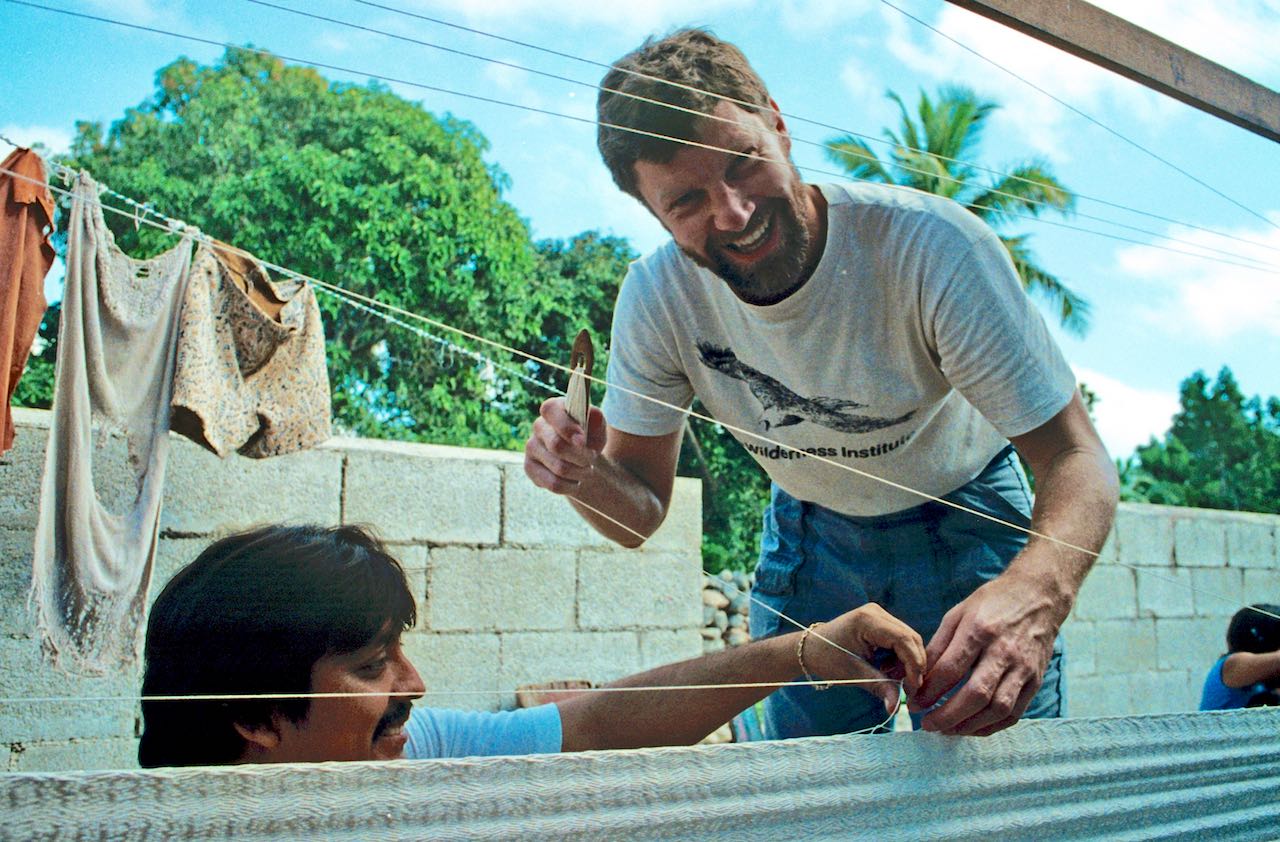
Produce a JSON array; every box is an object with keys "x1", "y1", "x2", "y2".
[
  {"x1": 602, "y1": 182, "x2": 1076, "y2": 517},
  {"x1": 403, "y1": 704, "x2": 562, "y2": 759}
]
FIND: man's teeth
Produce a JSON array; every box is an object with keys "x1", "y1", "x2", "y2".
[{"x1": 728, "y1": 214, "x2": 771, "y2": 253}]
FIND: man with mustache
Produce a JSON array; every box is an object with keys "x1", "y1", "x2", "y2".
[
  {"x1": 524, "y1": 29, "x2": 1118, "y2": 740},
  {"x1": 138, "y1": 524, "x2": 924, "y2": 766}
]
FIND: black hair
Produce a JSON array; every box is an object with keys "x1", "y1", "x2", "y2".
[
  {"x1": 138, "y1": 524, "x2": 416, "y2": 768},
  {"x1": 1225, "y1": 604, "x2": 1280, "y2": 654}
]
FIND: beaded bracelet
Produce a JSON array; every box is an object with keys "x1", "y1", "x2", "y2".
[{"x1": 797, "y1": 623, "x2": 833, "y2": 691}]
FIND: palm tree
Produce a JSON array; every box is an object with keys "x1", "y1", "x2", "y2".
[{"x1": 825, "y1": 86, "x2": 1089, "y2": 334}]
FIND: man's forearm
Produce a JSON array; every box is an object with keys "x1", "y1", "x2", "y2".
[
  {"x1": 568, "y1": 454, "x2": 669, "y2": 548},
  {"x1": 1006, "y1": 443, "x2": 1119, "y2": 621},
  {"x1": 557, "y1": 634, "x2": 797, "y2": 751}
]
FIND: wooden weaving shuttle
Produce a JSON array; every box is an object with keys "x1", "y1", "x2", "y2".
[{"x1": 563, "y1": 329, "x2": 594, "y2": 427}]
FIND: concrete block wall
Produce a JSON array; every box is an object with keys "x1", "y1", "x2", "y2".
[
  {"x1": 1064, "y1": 502, "x2": 1280, "y2": 717},
  {"x1": 0, "y1": 409, "x2": 703, "y2": 772}
]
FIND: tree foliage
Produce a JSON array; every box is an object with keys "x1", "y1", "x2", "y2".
[
  {"x1": 825, "y1": 86, "x2": 1090, "y2": 334},
  {"x1": 52, "y1": 47, "x2": 614, "y2": 449},
  {"x1": 1120, "y1": 368, "x2": 1280, "y2": 514}
]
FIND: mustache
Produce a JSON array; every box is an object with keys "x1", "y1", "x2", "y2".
[{"x1": 373, "y1": 700, "x2": 413, "y2": 738}]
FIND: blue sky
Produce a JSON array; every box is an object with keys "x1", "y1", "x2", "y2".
[{"x1": 4, "y1": 0, "x2": 1278, "y2": 460}]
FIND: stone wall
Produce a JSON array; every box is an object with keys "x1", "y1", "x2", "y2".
[
  {"x1": 0, "y1": 409, "x2": 703, "y2": 772},
  {"x1": 1063, "y1": 502, "x2": 1280, "y2": 717}
]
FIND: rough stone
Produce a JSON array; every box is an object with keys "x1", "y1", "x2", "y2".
[
  {"x1": 1155, "y1": 616, "x2": 1223, "y2": 673},
  {"x1": 1129, "y1": 670, "x2": 1196, "y2": 714},
  {"x1": 1092, "y1": 618, "x2": 1156, "y2": 675},
  {"x1": 1136, "y1": 567, "x2": 1194, "y2": 618},
  {"x1": 1173, "y1": 515, "x2": 1227, "y2": 567},
  {"x1": 1059, "y1": 619, "x2": 1096, "y2": 677},
  {"x1": 725, "y1": 628, "x2": 750, "y2": 647},
  {"x1": 1114, "y1": 505, "x2": 1173, "y2": 567},
  {"x1": 1243, "y1": 569, "x2": 1280, "y2": 600},
  {"x1": 579, "y1": 551, "x2": 701, "y2": 630},
  {"x1": 702, "y1": 637, "x2": 726, "y2": 654},
  {"x1": 163, "y1": 439, "x2": 342, "y2": 535},
  {"x1": 343, "y1": 447, "x2": 500, "y2": 544},
  {"x1": 1067, "y1": 673, "x2": 1132, "y2": 718},
  {"x1": 644, "y1": 478, "x2": 702, "y2": 553},
  {"x1": 0, "y1": 637, "x2": 137, "y2": 744},
  {"x1": 699, "y1": 627, "x2": 722, "y2": 642},
  {"x1": 501, "y1": 631, "x2": 639, "y2": 688},
  {"x1": 501, "y1": 464, "x2": 614, "y2": 548},
  {"x1": 1189, "y1": 567, "x2": 1244, "y2": 617},
  {"x1": 1226, "y1": 519, "x2": 1277, "y2": 569},
  {"x1": 0, "y1": 412, "x2": 50, "y2": 530},
  {"x1": 10, "y1": 737, "x2": 138, "y2": 773},
  {"x1": 713, "y1": 610, "x2": 729, "y2": 631},
  {"x1": 638, "y1": 629, "x2": 702, "y2": 668},
  {"x1": 0, "y1": 527, "x2": 35, "y2": 636},
  {"x1": 403, "y1": 632, "x2": 502, "y2": 712},
  {"x1": 427, "y1": 548, "x2": 573, "y2": 632},
  {"x1": 702, "y1": 589, "x2": 730, "y2": 610},
  {"x1": 1073, "y1": 564, "x2": 1136, "y2": 621}
]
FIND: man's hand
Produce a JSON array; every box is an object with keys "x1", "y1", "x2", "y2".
[
  {"x1": 524, "y1": 398, "x2": 607, "y2": 495},
  {"x1": 804, "y1": 603, "x2": 927, "y2": 713},
  {"x1": 912, "y1": 571, "x2": 1063, "y2": 736}
]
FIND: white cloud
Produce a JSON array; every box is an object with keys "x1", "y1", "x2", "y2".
[
  {"x1": 777, "y1": 0, "x2": 875, "y2": 36},
  {"x1": 1073, "y1": 365, "x2": 1179, "y2": 457},
  {"x1": 0, "y1": 124, "x2": 73, "y2": 156},
  {"x1": 1117, "y1": 214, "x2": 1280, "y2": 341}
]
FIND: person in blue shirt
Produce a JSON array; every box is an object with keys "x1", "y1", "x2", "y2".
[
  {"x1": 138, "y1": 523, "x2": 925, "y2": 766},
  {"x1": 1199, "y1": 604, "x2": 1280, "y2": 711}
]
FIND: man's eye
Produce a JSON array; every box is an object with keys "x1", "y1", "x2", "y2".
[{"x1": 358, "y1": 658, "x2": 388, "y2": 677}]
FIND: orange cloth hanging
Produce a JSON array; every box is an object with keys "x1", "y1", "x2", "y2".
[{"x1": 0, "y1": 147, "x2": 55, "y2": 454}]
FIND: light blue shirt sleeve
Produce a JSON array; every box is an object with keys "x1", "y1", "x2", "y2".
[{"x1": 403, "y1": 704, "x2": 563, "y2": 759}]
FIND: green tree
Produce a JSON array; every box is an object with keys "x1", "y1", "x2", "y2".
[
  {"x1": 825, "y1": 86, "x2": 1089, "y2": 334},
  {"x1": 56, "y1": 47, "x2": 590, "y2": 449},
  {"x1": 1120, "y1": 367, "x2": 1280, "y2": 513}
]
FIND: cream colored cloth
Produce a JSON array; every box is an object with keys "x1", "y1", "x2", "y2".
[
  {"x1": 31, "y1": 172, "x2": 193, "y2": 673},
  {"x1": 0, "y1": 147, "x2": 55, "y2": 454},
  {"x1": 170, "y1": 241, "x2": 330, "y2": 458}
]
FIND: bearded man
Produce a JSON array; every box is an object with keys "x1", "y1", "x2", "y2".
[{"x1": 523, "y1": 28, "x2": 1118, "y2": 739}]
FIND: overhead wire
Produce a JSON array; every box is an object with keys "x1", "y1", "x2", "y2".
[
  {"x1": 339, "y1": 0, "x2": 1280, "y2": 256},
  {"x1": 243, "y1": 0, "x2": 1280, "y2": 265},
  {"x1": 2, "y1": 0, "x2": 1277, "y2": 276}
]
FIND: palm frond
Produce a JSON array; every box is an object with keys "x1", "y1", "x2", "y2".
[
  {"x1": 824, "y1": 136, "x2": 895, "y2": 184},
  {"x1": 1001, "y1": 234, "x2": 1091, "y2": 335},
  {"x1": 970, "y1": 161, "x2": 1074, "y2": 224}
]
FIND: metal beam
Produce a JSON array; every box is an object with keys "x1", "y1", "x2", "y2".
[{"x1": 944, "y1": 0, "x2": 1280, "y2": 143}]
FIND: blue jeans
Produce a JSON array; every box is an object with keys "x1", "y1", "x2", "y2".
[{"x1": 749, "y1": 446, "x2": 1066, "y2": 739}]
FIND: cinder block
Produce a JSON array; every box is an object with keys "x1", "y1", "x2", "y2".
[
  {"x1": 162, "y1": 438, "x2": 342, "y2": 535},
  {"x1": 0, "y1": 527, "x2": 35, "y2": 636},
  {"x1": 1095, "y1": 528, "x2": 1119, "y2": 565},
  {"x1": 638, "y1": 629, "x2": 703, "y2": 670},
  {"x1": 1114, "y1": 505, "x2": 1173, "y2": 567},
  {"x1": 1093, "y1": 618, "x2": 1157, "y2": 674},
  {"x1": 1155, "y1": 616, "x2": 1223, "y2": 672},
  {"x1": 1068, "y1": 673, "x2": 1132, "y2": 718},
  {"x1": 0, "y1": 637, "x2": 137, "y2": 744},
  {"x1": 1190, "y1": 568, "x2": 1244, "y2": 617},
  {"x1": 1243, "y1": 569, "x2": 1280, "y2": 601},
  {"x1": 1173, "y1": 516, "x2": 1227, "y2": 567},
  {"x1": 11, "y1": 737, "x2": 139, "y2": 772},
  {"x1": 150, "y1": 538, "x2": 208, "y2": 602},
  {"x1": 0, "y1": 414, "x2": 49, "y2": 530},
  {"x1": 1059, "y1": 619, "x2": 1096, "y2": 677},
  {"x1": 578, "y1": 550, "x2": 701, "y2": 630},
  {"x1": 1135, "y1": 567, "x2": 1194, "y2": 618},
  {"x1": 1226, "y1": 519, "x2": 1277, "y2": 569},
  {"x1": 1073, "y1": 564, "x2": 1136, "y2": 621},
  {"x1": 343, "y1": 448, "x2": 499, "y2": 544},
  {"x1": 501, "y1": 465, "x2": 614, "y2": 548},
  {"x1": 1128, "y1": 670, "x2": 1195, "y2": 715},
  {"x1": 427, "y1": 548, "x2": 574, "y2": 632},
  {"x1": 387, "y1": 544, "x2": 429, "y2": 618},
  {"x1": 645, "y1": 478, "x2": 703, "y2": 554},
  {"x1": 402, "y1": 632, "x2": 503, "y2": 712},
  {"x1": 500, "y1": 631, "x2": 640, "y2": 688}
]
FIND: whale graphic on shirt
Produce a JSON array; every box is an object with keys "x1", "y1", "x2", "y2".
[{"x1": 695, "y1": 341, "x2": 916, "y2": 434}]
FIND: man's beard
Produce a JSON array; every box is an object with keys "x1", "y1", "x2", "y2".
[{"x1": 683, "y1": 180, "x2": 814, "y2": 306}]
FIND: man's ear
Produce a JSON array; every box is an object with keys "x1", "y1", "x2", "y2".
[
  {"x1": 233, "y1": 719, "x2": 282, "y2": 755},
  {"x1": 767, "y1": 97, "x2": 791, "y2": 153}
]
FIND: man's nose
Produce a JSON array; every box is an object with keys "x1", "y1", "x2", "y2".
[
  {"x1": 710, "y1": 183, "x2": 753, "y2": 232},
  {"x1": 394, "y1": 650, "x2": 426, "y2": 698}
]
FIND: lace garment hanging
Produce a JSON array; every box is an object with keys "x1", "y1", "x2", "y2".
[{"x1": 30, "y1": 172, "x2": 194, "y2": 673}]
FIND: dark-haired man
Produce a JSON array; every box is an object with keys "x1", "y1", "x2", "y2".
[
  {"x1": 524, "y1": 29, "x2": 1118, "y2": 739},
  {"x1": 140, "y1": 524, "x2": 924, "y2": 766}
]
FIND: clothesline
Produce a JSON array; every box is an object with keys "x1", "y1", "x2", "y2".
[{"x1": 2, "y1": 156, "x2": 1276, "y2": 632}]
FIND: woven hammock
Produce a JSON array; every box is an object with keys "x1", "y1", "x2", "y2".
[{"x1": 4, "y1": 709, "x2": 1279, "y2": 840}]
